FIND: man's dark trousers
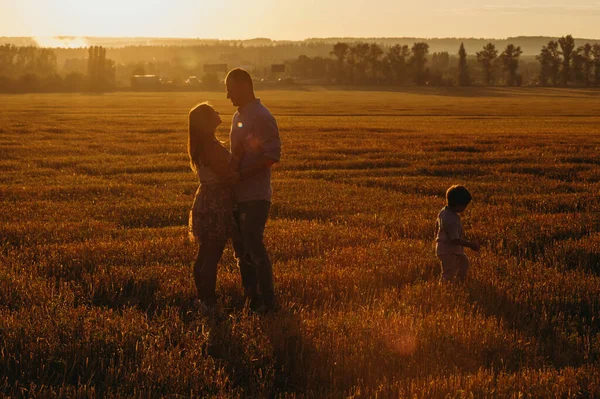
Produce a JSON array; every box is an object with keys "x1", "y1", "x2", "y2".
[{"x1": 233, "y1": 200, "x2": 274, "y2": 306}]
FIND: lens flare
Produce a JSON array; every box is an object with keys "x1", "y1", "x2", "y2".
[{"x1": 385, "y1": 331, "x2": 418, "y2": 357}]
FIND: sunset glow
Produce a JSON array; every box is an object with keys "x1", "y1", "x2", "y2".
[
  {"x1": 33, "y1": 37, "x2": 88, "y2": 48},
  {"x1": 1, "y1": 0, "x2": 599, "y2": 40}
]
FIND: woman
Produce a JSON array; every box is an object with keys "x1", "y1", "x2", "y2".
[{"x1": 188, "y1": 102, "x2": 240, "y2": 310}]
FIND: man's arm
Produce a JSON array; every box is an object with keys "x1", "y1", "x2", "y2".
[
  {"x1": 238, "y1": 155, "x2": 277, "y2": 180},
  {"x1": 224, "y1": 156, "x2": 276, "y2": 185},
  {"x1": 226, "y1": 113, "x2": 281, "y2": 184}
]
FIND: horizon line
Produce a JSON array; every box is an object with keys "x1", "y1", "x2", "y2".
[{"x1": 2, "y1": 34, "x2": 600, "y2": 42}]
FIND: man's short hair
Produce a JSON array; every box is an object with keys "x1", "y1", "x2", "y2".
[
  {"x1": 226, "y1": 68, "x2": 253, "y2": 89},
  {"x1": 446, "y1": 185, "x2": 472, "y2": 207}
]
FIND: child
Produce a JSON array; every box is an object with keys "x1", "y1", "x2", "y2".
[{"x1": 435, "y1": 185, "x2": 479, "y2": 282}]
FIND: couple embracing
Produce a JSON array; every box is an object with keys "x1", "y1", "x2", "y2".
[{"x1": 187, "y1": 68, "x2": 281, "y2": 314}]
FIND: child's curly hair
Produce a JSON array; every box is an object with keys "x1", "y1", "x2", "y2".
[{"x1": 446, "y1": 185, "x2": 472, "y2": 207}]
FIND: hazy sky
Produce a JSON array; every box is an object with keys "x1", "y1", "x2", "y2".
[{"x1": 1, "y1": 0, "x2": 599, "y2": 40}]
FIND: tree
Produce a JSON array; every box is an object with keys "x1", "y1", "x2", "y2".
[
  {"x1": 558, "y1": 35, "x2": 575, "y2": 86},
  {"x1": 367, "y1": 43, "x2": 383, "y2": 82},
  {"x1": 581, "y1": 44, "x2": 594, "y2": 86},
  {"x1": 346, "y1": 46, "x2": 356, "y2": 84},
  {"x1": 131, "y1": 63, "x2": 146, "y2": 76},
  {"x1": 41, "y1": 74, "x2": 64, "y2": 92},
  {"x1": 202, "y1": 72, "x2": 220, "y2": 89},
  {"x1": 64, "y1": 72, "x2": 86, "y2": 92},
  {"x1": 0, "y1": 45, "x2": 57, "y2": 80},
  {"x1": 410, "y1": 42, "x2": 429, "y2": 85},
  {"x1": 457, "y1": 42, "x2": 470, "y2": 86},
  {"x1": 0, "y1": 45, "x2": 16, "y2": 78},
  {"x1": 33, "y1": 48, "x2": 57, "y2": 77},
  {"x1": 289, "y1": 55, "x2": 334, "y2": 81},
  {"x1": 573, "y1": 44, "x2": 593, "y2": 86},
  {"x1": 100, "y1": 51, "x2": 116, "y2": 89},
  {"x1": 500, "y1": 44, "x2": 523, "y2": 86},
  {"x1": 0, "y1": 76, "x2": 15, "y2": 93},
  {"x1": 385, "y1": 44, "x2": 410, "y2": 85},
  {"x1": 17, "y1": 73, "x2": 40, "y2": 93},
  {"x1": 351, "y1": 43, "x2": 370, "y2": 84},
  {"x1": 290, "y1": 55, "x2": 311, "y2": 79},
  {"x1": 431, "y1": 52, "x2": 450, "y2": 72},
  {"x1": 429, "y1": 52, "x2": 450, "y2": 86},
  {"x1": 476, "y1": 43, "x2": 499, "y2": 85},
  {"x1": 311, "y1": 56, "x2": 331, "y2": 80},
  {"x1": 87, "y1": 46, "x2": 97, "y2": 88},
  {"x1": 98, "y1": 47, "x2": 107, "y2": 87},
  {"x1": 15, "y1": 47, "x2": 35, "y2": 75},
  {"x1": 537, "y1": 41, "x2": 561, "y2": 86},
  {"x1": 330, "y1": 42, "x2": 349, "y2": 83},
  {"x1": 593, "y1": 44, "x2": 600, "y2": 86},
  {"x1": 87, "y1": 46, "x2": 115, "y2": 92}
]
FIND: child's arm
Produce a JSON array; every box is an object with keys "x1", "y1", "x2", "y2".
[
  {"x1": 450, "y1": 238, "x2": 480, "y2": 251},
  {"x1": 442, "y1": 217, "x2": 480, "y2": 251}
]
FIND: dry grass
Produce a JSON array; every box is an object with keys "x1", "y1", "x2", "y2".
[{"x1": 1, "y1": 87, "x2": 600, "y2": 398}]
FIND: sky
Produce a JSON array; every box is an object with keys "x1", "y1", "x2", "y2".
[{"x1": 1, "y1": 0, "x2": 599, "y2": 40}]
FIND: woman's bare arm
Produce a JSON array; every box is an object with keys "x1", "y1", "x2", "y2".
[{"x1": 206, "y1": 143, "x2": 236, "y2": 184}]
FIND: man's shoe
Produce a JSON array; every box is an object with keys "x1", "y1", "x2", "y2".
[
  {"x1": 242, "y1": 295, "x2": 260, "y2": 312},
  {"x1": 254, "y1": 299, "x2": 278, "y2": 315},
  {"x1": 193, "y1": 299, "x2": 216, "y2": 314}
]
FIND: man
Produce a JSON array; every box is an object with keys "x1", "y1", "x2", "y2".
[{"x1": 225, "y1": 68, "x2": 281, "y2": 312}]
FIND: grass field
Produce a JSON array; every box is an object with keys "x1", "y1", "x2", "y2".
[{"x1": 1, "y1": 87, "x2": 600, "y2": 398}]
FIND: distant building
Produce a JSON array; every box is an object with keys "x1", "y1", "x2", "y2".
[{"x1": 131, "y1": 75, "x2": 161, "y2": 89}]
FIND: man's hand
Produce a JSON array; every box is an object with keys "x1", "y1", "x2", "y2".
[
  {"x1": 469, "y1": 242, "x2": 480, "y2": 251},
  {"x1": 222, "y1": 171, "x2": 241, "y2": 186},
  {"x1": 225, "y1": 156, "x2": 276, "y2": 186}
]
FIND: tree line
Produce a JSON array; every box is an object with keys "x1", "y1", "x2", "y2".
[
  {"x1": 289, "y1": 35, "x2": 600, "y2": 87},
  {"x1": 537, "y1": 35, "x2": 600, "y2": 86},
  {"x1": 0, "y1": 45, "x2": 114, "y2": 93},
  {"x1": 1, "y1": 35, "x2": 600, "y2": 92},
  {"x1": 288, "y1": 41, "x2": 524, "y2": 86}
]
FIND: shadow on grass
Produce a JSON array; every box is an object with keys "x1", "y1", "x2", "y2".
[
  {"x1": 466, "y1": 276, "x2": 599, "y2": 368},
  {"x1": 89, "y1": 272, "x2": 161, "y2": 312},
  {"x1": 194, "y1": 305, "x2": 322, "y2": 398}
]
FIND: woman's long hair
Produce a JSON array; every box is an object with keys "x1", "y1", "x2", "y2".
[{"x1": 188, "y1": 102, "x2": 217, "y2": 173}]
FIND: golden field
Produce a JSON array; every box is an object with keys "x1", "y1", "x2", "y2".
[{"x1": 1, "y1": 88, "x2": 600, "y2": 398}]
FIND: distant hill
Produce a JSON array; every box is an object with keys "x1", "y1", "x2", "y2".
[
  {"x1": 2, "y1": 36, "x2": 599, "y2": 55},
  {"x1": 305, "y1": 36, "x2": 600, "y2": 55}
]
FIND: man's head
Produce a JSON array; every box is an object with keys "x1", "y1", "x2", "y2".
[
  {"x1": 446, "y1": 185, "x2": 472, "y2": 213},
  {"x1": 226, "y1": 68, "x2": 254, "y2": 107}
]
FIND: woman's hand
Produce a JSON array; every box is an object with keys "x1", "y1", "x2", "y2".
[{"x1": 222, "y1": 171, "x2": 241, "y2": 185}]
